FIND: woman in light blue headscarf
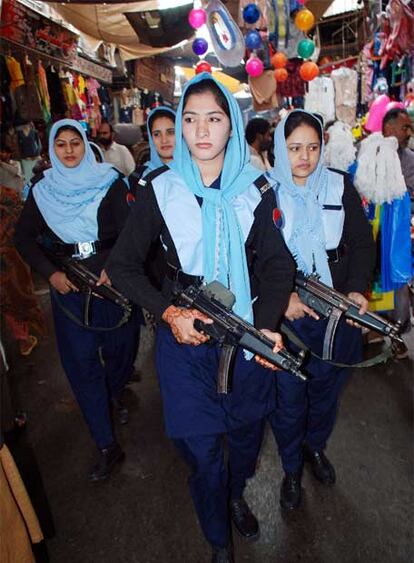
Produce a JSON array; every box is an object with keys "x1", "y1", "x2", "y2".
[
  {"x1": 106, "y1": 73, "x2": 295, "y2": 562},
  {"x1": 267, "y1": 110, "x2": 375, "y2": 511},
  {"x1": 130, "y1": 106, "x2": 176, "y2": 188},
  {"x1": 15, "y1": 118, "x2": 142, "y2": 483}
]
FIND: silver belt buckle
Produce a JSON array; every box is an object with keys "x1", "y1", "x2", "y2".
[{"x1": 73, "y1": 241, "x2": 95, "y2": 260}]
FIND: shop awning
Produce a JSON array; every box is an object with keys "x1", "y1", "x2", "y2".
[{"x1": 46, "y1": 1, "x2": 195, "y2": 60}]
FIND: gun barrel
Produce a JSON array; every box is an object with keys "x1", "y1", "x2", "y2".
[{"x1": 296, "y1": 273, "x2": 402, "y2": 342}]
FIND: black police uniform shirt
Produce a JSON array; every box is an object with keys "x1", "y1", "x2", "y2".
[{"x1": 14, "y1": 173, "x2": 131, "y2": 278}]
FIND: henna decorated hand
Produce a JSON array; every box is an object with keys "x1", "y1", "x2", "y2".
[{"x1": 162, "y1": 305, "x2": 213, "y2": 346}]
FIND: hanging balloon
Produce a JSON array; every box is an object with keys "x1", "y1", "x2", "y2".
[
  {"x1": 297, "y1": 38, "x2": 315, "y2": 59},
  {"x1": 274, "y1": 68, "x2": 288, "y2": 82},
  {"x1": 243, "y1": 3, "x2": 261, "y2": 24},
  {"x1": 299, "y1": 61, "x2": 319, "y2": 81},
  {"x1": 246, "y1": 57, "x2": 264, "y2": 77},
  {"x1": 188, "y1": 8, "x2": 207, "y2": 29},
  {"x1": 192, "y1": 38, "x2": 208, "y2": 56},
  {"x1": 195, "y1": 60, "x2": 212, "y2": 74},
  {"x1": 294, "y1": 9, "x2": 315, "y2": 32},
  {"x1": 271, "y1": 52, "x2": 288, "y2": 69},
  {"x1": 245, "y1": 29, "x2": 262, "y2": 50}
]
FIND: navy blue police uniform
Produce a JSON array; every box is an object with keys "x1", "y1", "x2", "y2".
[{"x1": 106, "y1": 168, "x2": 295, "y2": 549}]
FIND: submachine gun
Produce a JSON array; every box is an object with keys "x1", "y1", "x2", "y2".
[
  {"x1": 175, "y1": 281, "x2": 307, "y2": 394},
  {"x1": 294, "y1": 272, "x2": 404, "y2": 360},
  {"x1": 56, "y1": 258, "x2": 132, "y2": 330}
]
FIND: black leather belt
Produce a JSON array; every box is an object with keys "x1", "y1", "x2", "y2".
[
  {"x1": 50, "y1": 238, "x2": 116, "y2": 259},
  {"x1": 166, "y1": 263, "x2": 203, "y2": 287},
  {"x1": 327, "y1": 244, "x2": 346, "y2": 263}
]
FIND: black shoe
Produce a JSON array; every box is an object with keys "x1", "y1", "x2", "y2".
[
  {"x1": 230, "y1": 497, "x2": 259, "y2": 541},
  {"x1": 211, "y1": 546, "x2": 234, "y2": 563},
  {"x1": 280, "y1": 472, "x2": 302, "y2": 510},
  {"x1": 303, "y1": 446, "x2": 336, "y2": 484},
  {"x1": 89, "y1": 442, "x2": 125, "y2": 482},
  {"x1": 112, "y1": 398, "x2": 129, "y2": 425}
]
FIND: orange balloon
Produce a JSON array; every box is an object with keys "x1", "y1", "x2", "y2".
[
  {"x1": 271, "y1": 52, "x2": 288, "y2": 69},
  {"x1": 294, "y1": 9, "x2": 315, "y2": 32},
  {"x1": 299, "y1": 61, "x2": 319, "y2": 81},
  {"x1": 274, "y1": 68, "x2": 288, "y2": 82}
]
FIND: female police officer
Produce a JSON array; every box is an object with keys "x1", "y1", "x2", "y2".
[
  {"x1": 267, "y1": 110, "x2": 375, "y2": 510},
  {"x1": 105, "y1": 74, "x2": 295, "y2": 563},
  {"x1": 14, "y1": 119, "x2": 141, "y2": 482}
]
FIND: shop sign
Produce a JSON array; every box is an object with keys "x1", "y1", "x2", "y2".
[
  {"x1": 72, "y1": 55, "x2": 113, "y2": 84},
  {"x1": 0, "y1": 0, "x2": 78, "y2": 63}
]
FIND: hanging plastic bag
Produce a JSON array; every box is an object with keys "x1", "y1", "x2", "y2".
[
  {"x1": 390, "y1": 191, "x2": 412, "y2": 283},
  {"x1": 206, "y1": 0, "x2": 246, "y2": 67}
]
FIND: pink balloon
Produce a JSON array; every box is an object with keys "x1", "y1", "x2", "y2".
[
  {"x1": 246, "y1": 57, "x2": 264, "y2": 77},
  {"x1": 365, "y1": 94, "x2": 390, "y2": 132},
  {"x1": 385, "y1": 101, "x2": 405, "y2": 113},
  {"x1": 298, "y1": 0, "x2": 307, "y2": 4},
  {"x1": 188, "y1": 8, "x2": 207, "y2": 29}
]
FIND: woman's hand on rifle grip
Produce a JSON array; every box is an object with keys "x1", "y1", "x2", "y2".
[
  {"x1": 162, "y1": 305, "x2": 213, "y2": 346},
  {"x1": 49, "y1": 271, "x2": 78, "y2": 294}
]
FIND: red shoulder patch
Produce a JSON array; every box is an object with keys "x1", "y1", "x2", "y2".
[
  {"x1": 126, "y1": 192, "x2": 135, "y2": 206},
  {"x1": 273, "y1": 207, "x2": 283, "y2": 229}
]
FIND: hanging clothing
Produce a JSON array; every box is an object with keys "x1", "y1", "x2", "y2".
[
  {"x1": 5, "y1": 56, "x2": 25, "y2": 91},
  {"x1": 46, "y1": 66, "x2": 68, "y2": 120},
  {"x1": 249, "y1": 70, "x2": 278, "y2": 112},
  {"x1": 331, "y1": 67, "x2": 358, "y2": 126},
  {"x1": 304, "y1": 76, "x2": 336, "y2": 125},
  {"x1": 277, "y1": 58, "x2": 306, "y2": 99},
  {"x1": 0, "y1": 185, "x2": 46, "y2": 347},
  {"x1": 36, "y1": 62, "x2": 51, "y2": 123},
  {"x1": 17, "y1": 126, "x2": 42, "y2": 159}
]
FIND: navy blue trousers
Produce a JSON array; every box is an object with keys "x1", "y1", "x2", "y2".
[
  {"x1": 269, "y1": 317, "x2": 361, "y2": 473},
  {"x1": 51, "y1": 290, "x2": 141, "y2": 449},
  {"x1": 174, "y1": 420, "x2": 264, "y2": 548}
]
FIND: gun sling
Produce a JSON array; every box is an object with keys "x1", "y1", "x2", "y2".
[{"x1": 280, "y1": 323, "x2": 395, "y2": 369}]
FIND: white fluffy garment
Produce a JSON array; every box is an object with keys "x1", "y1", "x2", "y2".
[
  {"x1": 354, "y1": 132, "x2": 406, "y2": 204},
  {"x1": 324, "y1": 121, "x2": 357, "y2": 171}
]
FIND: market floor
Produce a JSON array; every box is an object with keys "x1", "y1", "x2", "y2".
[{"x1": 6, "y1": 292, "x2": 414, "y2": 563}]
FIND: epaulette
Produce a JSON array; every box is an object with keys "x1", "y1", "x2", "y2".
[{"x1": 253, "y1": 174, "x2": 273, "y2": 196}]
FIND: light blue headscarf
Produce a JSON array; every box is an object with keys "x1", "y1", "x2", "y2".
[
  {"x1": 170, "y1": 72, "x2": 262, "y2": 323},
  {"x1": 143, "y1": 106, "x2": 176, "y2": 175},
  {"x1": 269, "y1": 109, "x2": 333, "y2": 286},
  {"x1": 33, "y1": 119, "x2": 119, "y2": 243}
]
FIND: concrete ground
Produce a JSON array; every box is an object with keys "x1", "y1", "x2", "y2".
[{"x1": 6, "y1": 292, "x2": 414, "y2": 563}]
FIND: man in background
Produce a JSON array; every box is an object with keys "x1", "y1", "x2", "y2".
[
  {"x1": 382, "y1": 108, "x2": 414, "y2": 358},
  {"x1": 245, "y1": 118, "x2": 272, "y2": 171},
  {"x1": 97, "y1": 121, "x2": 135, "y2": 177}
]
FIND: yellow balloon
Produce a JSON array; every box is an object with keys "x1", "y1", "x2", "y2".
[{"x1": 294, "y1": 9, "x2": 315, "y2": 32}]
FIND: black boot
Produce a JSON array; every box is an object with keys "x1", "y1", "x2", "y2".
[
  {"x1": 230, "y1": 497, "x2": 259, "y2": 541},
  {"x1": 211, "y1": 546, "x2": 234, "y2": 563},
  {"x1": 89, "y1": 442, "x2": 125, "y2": 482},
  {"x1": 280, "y1": 472, "x2": 302, "y2": 510},
  {"x1": 303, "y1": 446, "x2": 336, "y2": 484}
]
